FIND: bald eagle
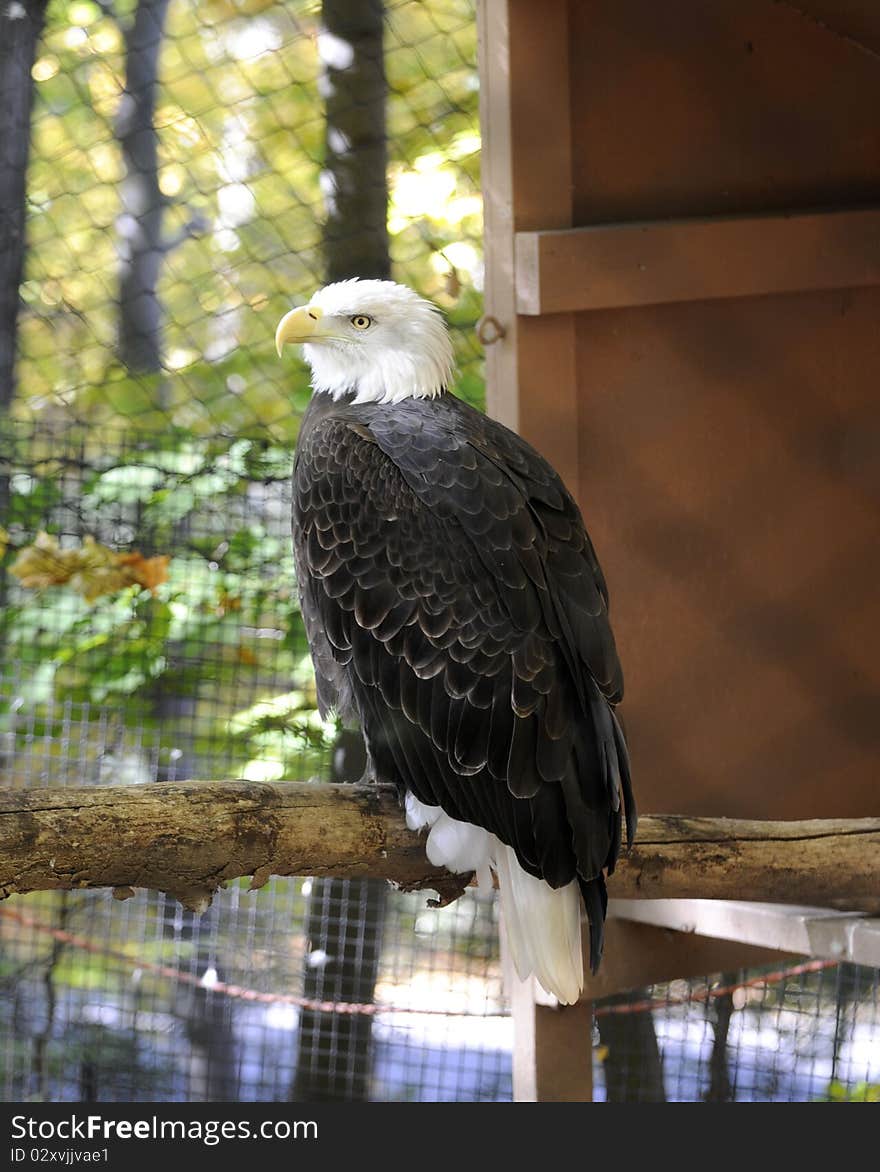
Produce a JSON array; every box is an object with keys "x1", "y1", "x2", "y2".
[{"x1": 276, "y1": 279, "x2": 634, "y2": 1004}]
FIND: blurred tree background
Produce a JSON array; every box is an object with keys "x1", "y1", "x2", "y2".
[
  {"x1": 9, "y1": 0, "x2": 483, "y2": 433},
  {"x1": 0, "y1": 0, "x2": 501, "y2": 1104}
]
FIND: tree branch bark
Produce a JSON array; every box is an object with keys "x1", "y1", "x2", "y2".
[{"x1": 1, "y1": 781, "x2": 878, "y2": 913}]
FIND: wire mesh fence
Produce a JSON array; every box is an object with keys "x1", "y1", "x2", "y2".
[
  {"x1": 592, "y1": 960, "x2": 880, "y2": 1103},
  {"x1": 1, "y1": 0, "x2": 879, "y2": 1104},
  {"x1": 0, "y1": 883, "x2": 510, "y2": 1102},
  {"x1": 0, "y1": 416, "x2": 511, "y2": 1103},
  {"x1": 3, "y1": 419, "x2": 879, "y2": 1104},
  {"x1": 3, "y1": 873, "x2": 878, "y2": 1102}
]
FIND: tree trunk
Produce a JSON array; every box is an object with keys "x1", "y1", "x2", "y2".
[
  {"x1": 117, "y1": 1, "x2": 239, "y2": 1092},
  {"x1": 292, "y1": 3, "x2": 390, "y2": 1101},
  {"x1": 599, "y1": 998, "x2": 667, "y2": 1103},
  {"x1": 704, "y1": 974, "x2": 736, "y2": 1102},
  {"x1": 0, "y1": 1, "x2": 49, "y2": 836},
  {"x1": 0, "y1": 0, "x2": 49, "y2": 409},
  {"x1": 320, "y1": 0, "x2": 389, "y2": 282},
  {"x1": 115, "y1": 0, "x2": 170, "y2": 376},
  {"x1": 163, "y1": 894, "x2": 240, "y2": 1102},
  {"x1": 292, "y1": 731, "x2": 387, "y2": 1102},
  {"x1": 150, "y1": 567, "x2": 241, "y2": 1102}
]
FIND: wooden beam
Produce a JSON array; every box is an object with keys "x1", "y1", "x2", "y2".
[
  {"x1": 515, "y1": 206, "x2": 880, "y2": 314},
  {"x1": 1, "y1": 782, "x2": 880, "y2": 913},
  {"x1": 0, "y1": 780, "x2": 454, "y2": 911},
  {"x1": 506, "y1": 917, "x2": 790, "y2": 1101},
  {"x1": 476, "y1": 0, "x2": 518, "y2": 432},
  {"x1": 507, "y1": 979, "x2": 595, "y2": 1102},
  {"x1": 502, "y1": 929, "x2": 594, "y2": 1102},
  {"x1": 583, "y1": 916, "x2": 795, "y2": 1002},
  {"x1": 609, "y1": 899, "x2": 880, "y2": 967}
]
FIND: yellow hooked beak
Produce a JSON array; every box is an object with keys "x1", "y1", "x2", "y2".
[{"x1": 275, "y1": 305, "x2": 325, "y2": 356}]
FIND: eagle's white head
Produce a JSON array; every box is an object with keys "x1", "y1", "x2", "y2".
[{"x1": 275, "y1": 278, "x2": 455, "y2": 405}]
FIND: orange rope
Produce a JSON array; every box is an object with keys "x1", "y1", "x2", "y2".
[
  {"x1": 592, "y1": 958, "x2": 838, "y2": 1017},
  {"x1": 0, "y1": 904, "x2": 839, "y2": 1020},
  {"x1": 0, "y1": 905, "x2": 499, "y2": 1017}
]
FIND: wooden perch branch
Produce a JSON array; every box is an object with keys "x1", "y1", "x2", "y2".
[{"x1": 0, "y1": 781, "x2": 878, "y2": 913}]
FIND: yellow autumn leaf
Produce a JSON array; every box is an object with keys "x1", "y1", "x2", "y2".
[
  {"x1": 215, "y1": 590, "x2": 242, "y2": 616},
  {"x1": 68, "y1": 536, "x2": 132, "y2": 602},
  {"x1": 9, "y1": 531, "x2": 79, "y2": 589},
  {"x1": 10, "y1": 533, "x2": 170, "y2": 602}
]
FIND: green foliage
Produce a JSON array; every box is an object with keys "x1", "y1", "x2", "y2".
[
  {"x1": 0, "y1": 430, "x2": 335, "y2": 781},
  {"x1": 824, "y1": 1080, "x2": 880, "y2": 1102},
  {"x1": 5, "y1": 0, "x2": 482, "y2": 779},
  {"x1": 0, "y1": 2, "x2": 494, "y2": 1101}
]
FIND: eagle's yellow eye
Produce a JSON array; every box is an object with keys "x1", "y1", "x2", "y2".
[{"x1": 350, "y1": 315, "x2": 372, "y2": 330}]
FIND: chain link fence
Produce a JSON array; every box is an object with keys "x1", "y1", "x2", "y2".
[{"x1": 1, "y1": 0, "x2": 878, "y2": 1103}]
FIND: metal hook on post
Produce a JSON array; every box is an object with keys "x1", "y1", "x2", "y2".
[{"x1": 475, "y1": 315, "x2": 507, "y2": 346}]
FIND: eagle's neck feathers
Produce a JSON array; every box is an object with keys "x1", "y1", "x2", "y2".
[{"x1": 303, "y1": 339, "x2": 449, "y2": 405}]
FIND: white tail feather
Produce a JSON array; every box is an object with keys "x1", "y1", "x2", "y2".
[
  {"x1": 405, "y1": 792, "x2": 584, "y2": 1004},
  {"x1": 492, "y1": 843, "x2": 584, "y2": 1005}
]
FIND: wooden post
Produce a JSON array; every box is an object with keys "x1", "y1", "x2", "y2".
[
  {"x1": 477, "y1": 0, "x2": 578, "y2": 488},
  {"x1": 477, "y1": 0, "x2": 586, "y2": 1101},
  {"x1": 503, "y1": 912, "x2": 793, "y2": 1102}
]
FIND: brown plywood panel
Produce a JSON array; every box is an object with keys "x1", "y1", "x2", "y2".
[
  {"x1": 568, "y1": 0, "x2": 880, "y2": 223},
  {"x1": 574, "y1": 287, "x2": 880, "y2": 820},
  {"x1": 776, "y1": 1, "x2": 880, "y2": 59}
]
